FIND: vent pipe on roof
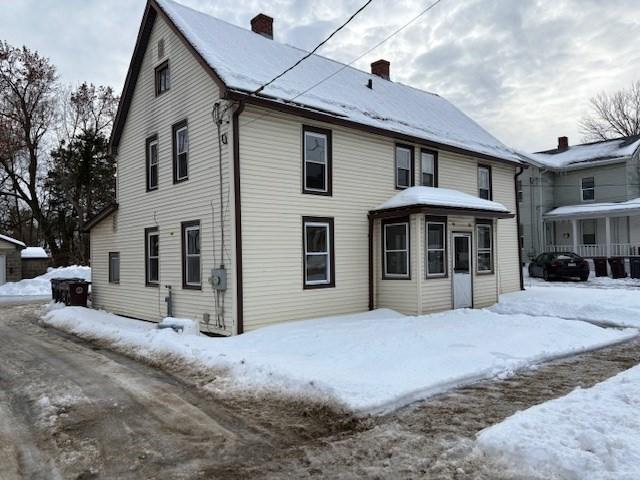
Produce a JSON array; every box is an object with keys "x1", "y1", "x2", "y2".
[
  {"x1": 558, "y1": 136, "x2": 569, "y2": 151},
  {"x1": 251, "y1": 14, "x2": 273, "y2": 39},
  {"x1": 371, "y1": 59, "x2": 390, "y2": 80}
]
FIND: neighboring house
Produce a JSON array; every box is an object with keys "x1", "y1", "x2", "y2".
[
  {"x1": 520, "y1": 135, "x2": 640, "y2": 263},
  {"x1": 21, "y1": 247, "x2": 52, "y2": 279},
  {"x1": 86, "y1": 0, "x2": 524, "y2": 334},
  {"x1": 0, "y1": 234, "x2": 25, "y2": 285}
]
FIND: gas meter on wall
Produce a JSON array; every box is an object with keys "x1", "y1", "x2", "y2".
[{"x1": 209, "y1": 268, "x2": 227, "y2": 290}]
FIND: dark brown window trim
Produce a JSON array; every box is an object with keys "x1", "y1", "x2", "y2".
[
  {"x1": 144, "y1": 226, "x2": 159, "y2": 287},
  {"x1": 145, "y1": 134, "x2": 158, "y2": 191},
  {"x1": 181, "y1": 220, "x2": 201, "y2": 290},
  {"x1": 302, "y1": 125, "x2": 333, "y2": 196},
  {"x1": 154, "y1": 60, "x2": 169, "y2": 96},
  {"x1": 108, "y1": 252, "x2": 120, "y2": 284},
  {"x1": 302, "y1": 216, "x2": 335, "y2": 289},
  {"x1": 478, "y1": 164, "x2": 493, "y2": 200},
  {"x1": 172, "y1": 119, "x2": 188, "y2": 184},
  {"x1": 420, "y1": 148, "x2": 439, "y2": 187},
  {"x1": 382, "y1": 216, "x2": 411, "y2": 280},
  {"x1": 425, "y1": 215, "x2": 448, "y2": 279},
  {"x1": 395, "y1": 144, "x2": 415, "y2": 190},
  {"x1": 475, "y1": 218, "x2": 494, "y2": 275}
]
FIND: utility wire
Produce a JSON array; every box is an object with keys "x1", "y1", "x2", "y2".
[{"x1": 252, "y1": 0, "x2": 375, "y2": 96}]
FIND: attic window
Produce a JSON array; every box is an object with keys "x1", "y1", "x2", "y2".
[
  {"x1": 155, "y1": 61, "x2": 170, "y2": 96},
  {"x1": 158, "y1": 39, "x2": 165, "y2": 59}
]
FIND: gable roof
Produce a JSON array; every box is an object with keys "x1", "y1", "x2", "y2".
[
  {"x1": 111, "y1": 0, "x2": 525, "y2": 166},
  {"x1": 530, "y1": 135, "x2": 640, "y2": 170},
  {"x1": 0, "y1": 234, "x2": 26, "y2": 248},
  {"x1": 83, "y1": 203, "x2": 119, "y2": 232}
]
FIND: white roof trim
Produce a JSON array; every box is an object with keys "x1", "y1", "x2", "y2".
[{"x1": 0, "y1": 234, "x2": 26, "y2": 248}]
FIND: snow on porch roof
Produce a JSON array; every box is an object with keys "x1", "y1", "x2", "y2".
[
  {"x1": 154, "y1": 0, "x2": 524, "y2": 164},
  {"x1": 371, "y1": 186, "x2": 511, "y2": 217},
  {"x1": 544, "y1": 197, "x2": 640, "y2": 220}
]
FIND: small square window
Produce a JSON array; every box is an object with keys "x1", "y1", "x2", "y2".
[{"x1": 155, "y1": 61, "x2": 170, "y2": 96}]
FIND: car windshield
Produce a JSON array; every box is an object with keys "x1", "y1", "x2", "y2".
[{"x1": 554, "y1": 253, "x2": 580, "y2": 261}]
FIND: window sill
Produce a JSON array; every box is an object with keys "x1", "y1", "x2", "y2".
[
  {"x1": 183, "y1": 284, "x2": 202, "y2": 290},
  {"x1": 109, "y1": 281, "x2": 120, "y2": 285},
  {"x1": 476, "y1": 270, "x2": 494, "y2": 275},
  {"x1": 382, "y1": 275, "x2": 411, "y2": 280},
  {"x1": 303, "y1": 282, "x2": 335, "y2": 290},
  {"x1": 145, "y1": 282, "x2": 160, "y2": 288},
  {"x1": 146, "y1": 187, "x2": 158, "y2": 192},
  {"x1": 173, "y1": 177, "x2": 189, "y2": 184},
  {"x1": 302, "y1": 189, "x2": 332, "y2": 196},
  {"x1": 425, "y1": 274, "x2": 448, "y2": 279}
]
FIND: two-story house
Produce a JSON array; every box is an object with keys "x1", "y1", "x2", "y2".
[
  {"x1": 86, "y1": 0, "x2": 524, "y2": 334},
  {"x1": 520, "y1": 135, "x2": 640, "y2": 265}
]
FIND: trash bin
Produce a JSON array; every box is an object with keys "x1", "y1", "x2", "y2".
[
  {"x1": 67, "y1": 280, "x2": 90, "y2": 307},
  {"x1": 593, "y1": 257, "x2": 608, "y2": 277},
  {"x1": 50, "y1": 278, "x2": 63, "y2": 302},
  {"x1": 630, "y1": 258, "x2": 640, "y2": 279},
  {"x1": 608, "y1": 257, "x2": 627, "y2": 279}
]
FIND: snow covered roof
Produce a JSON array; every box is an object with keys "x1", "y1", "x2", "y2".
[
  {"x1": 21, "y1": 247, "x2": 49, "y2": 259},
  {"x1": 372, "y1": 186, "x2": 511, "y2": 217},
  {"x1": 544, "y1": 197, "x2": 640, "y2": 219},
  {"x1": 148, "y1": 0, "x2": 524, "y2": 164},
  {"x1": 0, "y1": 234, "x2": 25, "y2": 248},
  {"x1": 530, "y1": 135, "x2": 640, "y2": 170}
]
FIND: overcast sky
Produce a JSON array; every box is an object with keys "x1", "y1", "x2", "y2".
[{"x1": 2, "y1": 0, "x2": 639, "y2": 152}]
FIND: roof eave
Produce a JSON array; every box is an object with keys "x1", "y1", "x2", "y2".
[
  {"x1": 83, "y1": 204, "x2": 119, "y2": 232},
  {"x1": 368, "y1": 203, "x2": 514, "y2": 220}
]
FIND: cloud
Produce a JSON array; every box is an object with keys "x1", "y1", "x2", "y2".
[{"x1": 2, "y1": 0, "x2": 639, "y2": 152}]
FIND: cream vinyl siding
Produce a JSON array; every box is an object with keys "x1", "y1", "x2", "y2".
[
  {"x1": 91, "y1": 15, "x2": 235, "y2": 334},
  {"x1": 492, "y1": 163, "x2": 520, "y2": 294}
]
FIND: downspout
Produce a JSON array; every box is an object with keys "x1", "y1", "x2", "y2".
[
  {"x1": 368, "y1": 214, "x2": 374, "y2": 311},
  {"x1": 515, "y1": 164, "x2": 527, "y2": 290},
  {"x1": 232, "y1": 100, "x2": 246, "y2": 334}
]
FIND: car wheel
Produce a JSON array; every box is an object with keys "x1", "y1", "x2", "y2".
[{"x1": 543, "y1": 269, "x2": 551, "y2": 281}]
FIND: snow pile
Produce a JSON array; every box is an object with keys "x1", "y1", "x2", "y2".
[
  {"x1": 477, "y1": 364, "x2": 640, "y2": 480},
  {"x1": 158, "y1": 317, "x2": 200, "y2": 336},
  {"x1": 42, "y1": 306, "x2": 635, "y2": 414},
  {"x1": 21, "y1": 247, "x2": 49, "y2": 259},
  {"x1": 0, "y1": 266, "x2": 90, "y2": 296},
  {"x1": 374, "y1": 186, "x2": 510, "y2": 213},
  {"x1": 154, "y1": 0, "x2": 524, "y2": 163},
  {"x1": 492, "y1": 286, "x2": 640, "y2": 328},
  {"x1": 531, "y1": 136, "x2": 640, "y2": 169}
]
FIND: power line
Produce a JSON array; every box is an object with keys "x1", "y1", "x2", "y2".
[{"x1": 252, "y1": 0, "x2": 375, "y2": 96}]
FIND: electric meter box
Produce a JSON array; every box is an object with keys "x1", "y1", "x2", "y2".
[{"x1": 210, "y1": 268, "x2": 227, "y2": 290}]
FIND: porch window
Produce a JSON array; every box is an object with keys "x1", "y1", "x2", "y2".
[
  {"x1": 478, "y1": 165, "x2": 492, "y2": 200},
  {"x1": 395, "y1": 145, "x2": 413, "y2": 189},
  {"x1": 303, "y1": 217, "x2": 334, "y2": 288},
  {"x1": 476, "y1": 220, "x2": 493, "y2": 273},
  {"x1": 581, "y1": 177, "x2": 595, "y2": 201},
  {"x1": 302, "y1": 126, "x2": 332, "y2": 195},
  {"x1": 145, "y1": 227, "x2": 159, "y2": 286},
  {"x1": 182, "y1": 221, "x2": 201, "y2": 289},
  {"x1": 172, "y1": 120, "x2": 188, "y2": 183},
  {"x1": 582, "y1": 219, "x2": 596, "y2": 245},
  {"x1": 383, "y1": 219, "x2": 410, "y2": 278},
  {"x1": 420, "y1": 149, "x2": 438, "y2": 187},
  {"x1": 426, "y1": 216, "x2": 446, "y2": 277}
]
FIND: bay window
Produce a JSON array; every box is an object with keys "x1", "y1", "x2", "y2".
[
  {"x1": 426, "y1": 216, "x2": 446, "y2": 277},
  {"x1": 383, "y1": 219, "x2": 410, "y2": 278},
  {"x1": 476, "y1": 220, "x2": 493, "y2": 273}
]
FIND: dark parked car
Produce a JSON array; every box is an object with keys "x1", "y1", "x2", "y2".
[{"x1": 528, "y1": 252, "x2": 590, "y2": 281}]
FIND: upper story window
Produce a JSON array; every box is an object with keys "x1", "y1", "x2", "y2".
[
  {"x1": 476, "y1": 220, "x2": 493, "y2": 273},
  {"x1": 302, "y1": 126, "x2": 332, "y2": 195},
  {"x1": 182, "y1": 221, "x2": 201, "y2": 289},
  {"x1": 303, "y1": 217, "x2": 335, "y2": 288},
  {"x1": 145, "y1": 227, "x2": 159, "y2": 286},
  {"x1": 581, "y1": 176, "x2": 595, "y2": 201},
  {"x1": 383, "y1": 219, "x2": 410, "y2": 279},
  {"x1": 155, "y1": 60, "x2": 170, "y2": 96},
  {"x1": 172, "y1": 120, "x2": 188, "y2": 183},
  {"x1": 420, "y1": 149, "x2": 438, "y2": 187},
  {"x1": 426, "y1": 216, "x2": 446, "y2": 277},
  {"x1": 478, "y1": 165, "x2": 492, "y2": 200},
  {"x1": 146, "y1": 135, "x2": 158, "y2": 191},
  {"x1": 395, "y1": 145, "x2": 413, "y2": 189}
]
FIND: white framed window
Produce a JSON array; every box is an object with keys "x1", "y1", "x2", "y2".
[
  {"x1": 145, "y1": 228, "x2": 159, "y2": 285},
  {"x1": 303, "y1": 217, "x2": 334, "y2": 287},
  {"x1": 147, "y1": 136, "x2": 158, "y2": 190},
  {"x1": 395, "y1": 145, "x2": 413, "y2": 189},
  {"x1": 581, "y1": 177, "x2": 595, "y2": 201},
  {"x1": 303, "y1": 127, "x2": 331, "y2": 194},
  {"x1": 182, "y1": 221, "x2": 201, "y2": 288},
  {"x1": 478, "y1": 165, "x2": 491, "y2": 200},
  {"x1": 426, "y1": 218, "x2": 446, "y2": 277},
  {"x1": 421, "y1": 150, "x2": 437, "y2": 187},
  {"x1": 383, "y1": 220, "x2": 409, "y2": 278},
  {"x1": 476, "y1": 221, "x2": 493, "y2": 273},
  {"x1": 173, "y1": 121, "x2": 188, "y2": 182}
]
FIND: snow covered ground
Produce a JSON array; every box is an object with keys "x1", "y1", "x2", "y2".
[
  {"x1": 42, "y1": 305, "x2": 636, "y2": 414},
  {"x1": 477, "y1": 364, "x2": 640, "y2": 480},
  {"x1": 0, "y1": 266, "x2": 90, "y2": 297}
]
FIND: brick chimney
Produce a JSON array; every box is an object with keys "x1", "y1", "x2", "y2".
[
  {"x1": 251, "y1": 14, "x2": 273, "y2": 39},
  {"x1": 371, "y1": 59, "x2": 390, "y2": 80},
  {"x1": 558, "y1": 136, "x2": 569, "y2": 151}
]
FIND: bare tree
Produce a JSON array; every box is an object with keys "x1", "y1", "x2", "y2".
[{"x1": 580, "y1": 81, "x2": 640, "y2": 141}]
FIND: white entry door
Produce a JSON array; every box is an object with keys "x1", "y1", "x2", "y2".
[
  {"x1": 0, "y1": 255, "x2": 5, "y2": 286},
  {"x1": 453, "y1": 233, "x2": 472, "y2": 308}
]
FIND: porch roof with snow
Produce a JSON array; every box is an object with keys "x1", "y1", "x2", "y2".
[
  {"x1": 544, "y1": 197, "x2": 640, "y2": 220},
  {"x1": 369, "y1": 187, "x2": 514, "y2": 219},
  {"x1": 0, "y1": 234, "x2": 26, "y2": 248},
  {"x1": 111, "y1": 0, "x2": 526, "y2": 165}
]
